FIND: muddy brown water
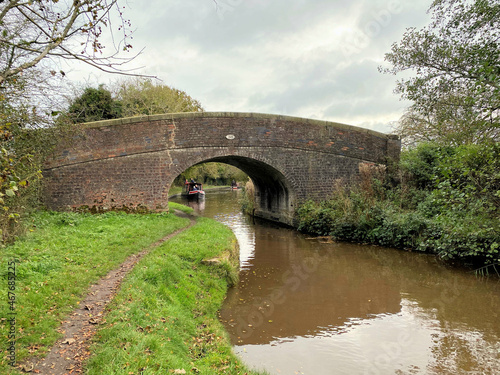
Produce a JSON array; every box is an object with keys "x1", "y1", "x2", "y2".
[{"x1": 171, "y1": 189, "x2": 500, "y2": 375}]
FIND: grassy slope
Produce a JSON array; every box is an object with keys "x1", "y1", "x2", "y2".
[
  {"x1": 85, "y1": 216, "x2": 262, "y2": 374},
  {"x1": 0, "y1": 207, "x2": 189, "y2": 373},
  {"x1": 1, "y1": 204, "x2": 262, "y2": 374}
]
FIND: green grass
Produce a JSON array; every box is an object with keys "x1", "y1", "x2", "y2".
[
  {"x1": 0, "y1": 205, "x2": 263, "y2": 374},
  {"x1": 85, "y1": 216, "x2": 262, "y2": 374},
  {"x1": 169, "y1": 202, "x2": 195, "y2": 215},
  {"x1": 0, "y1": 208, "x2": 190, "y2": 374}
]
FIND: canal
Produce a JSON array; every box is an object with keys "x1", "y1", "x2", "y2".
[{"x1": 170, "y1": 189, "x2": 500, "y2": 375}]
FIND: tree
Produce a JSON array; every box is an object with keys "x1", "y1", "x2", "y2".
[
  {"x1": 114, "y1": 78, "x2": 203, "y2": 117},
  {"x1": 0, "y1": 69, "x2": 66, "y2": 241},
  {"x1": 382, "y1": 0, "x2": 500, "y2": 145},
  {"x1": 398, "y1": 93, "x2": 498, "y2": 147},
  {"x1": 0, "y1": 0, "x2": 138, "y2": 241},
  {"x1": 67, "y1": 85, "x2": 122, "y2": 123},
  {"x1": 0, "y1": 0, "x2": 137, "y2": 87},
  {"x1": 173, "y1": 163, "x2": 248, "y2": 187}
]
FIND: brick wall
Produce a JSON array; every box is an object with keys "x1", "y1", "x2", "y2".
[{"x1": 43, "y1": 112, "x2": 400, "y2": 226}]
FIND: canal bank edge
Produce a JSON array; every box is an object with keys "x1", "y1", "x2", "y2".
[{"x1": 1, "y1": 207, "x2": 259, "y2": 375}]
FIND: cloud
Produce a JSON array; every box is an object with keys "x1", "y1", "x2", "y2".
[{"x1": 71, "y1": 0, "x2": 432, "y2": 133}]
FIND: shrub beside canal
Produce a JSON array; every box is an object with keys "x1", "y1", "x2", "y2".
[{"x1": 296, "y1": 142, "x2": 500, "y2": 272}]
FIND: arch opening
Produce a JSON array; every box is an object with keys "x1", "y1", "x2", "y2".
[
  {"x1": 172, "y1": 161, "x2": 248, "y2": 188},
  {"x1": 203, "y1": 156, "x2": 295, "y2": 225},
  {"x1": 170, "y1": 155, "x2": 297, "y2": 226}
]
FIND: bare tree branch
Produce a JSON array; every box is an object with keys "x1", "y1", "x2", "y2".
[{"x1": 0, "y1": 0, "x2": 145, "y2": 86}]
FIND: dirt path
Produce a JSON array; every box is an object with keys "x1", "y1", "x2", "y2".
[{"x1": 23, "y1": 211, "x2": 196, "y2": 375}]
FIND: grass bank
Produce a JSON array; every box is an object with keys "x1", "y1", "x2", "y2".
[
  {"x1": 0, "y1": 204, "x2": 260, "y2": 374},
  {"x1": 85, "y1": 216, "x2": 261, "y2": 374}
]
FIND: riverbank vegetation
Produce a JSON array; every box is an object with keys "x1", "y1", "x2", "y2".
[
  {"x1": 0, "y1": 205, "x2": 261, "y2": 374},
  {"x1": 295, "y1": 0, "x2": 494, "y2": 273},
  {"x1": 86, "y1": 216, "x2": 255, "y2": 374},
  {"x1": 296, "y1": 142, "x2": 500, "y2": 273},
  {"x1": 240, "y1": 180, "x2": 256, "y2": 215},
  {"x1": 172, "y1": 163, "x2": 249, "y2": 190}
]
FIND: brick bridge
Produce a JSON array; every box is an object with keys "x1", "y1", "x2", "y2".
[{"x1": 44, "y1": 112, "x2": 400, "y2": 226}]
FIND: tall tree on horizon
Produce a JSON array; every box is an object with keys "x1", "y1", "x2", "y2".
[
  {"x1": 114, "y1": 78, "x2": 203, "y2": 117},
  {"x1": 382, "y1": 0, "x2": 500, "y2": 146}
]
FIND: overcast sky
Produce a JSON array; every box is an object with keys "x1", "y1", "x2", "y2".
[{"x1": 71, "y1": 0, "x2": 432, "y2": 134}]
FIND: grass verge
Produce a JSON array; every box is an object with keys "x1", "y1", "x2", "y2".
[
  {"x1": 169, "y1": 202, "x2": 195, "y2": 215},
  {"x1": 0, "y1": 207, "x2": 190, "y2": 374},
  {"x1": 85, "y1": 216, "x2": 262, "y2": 374}
]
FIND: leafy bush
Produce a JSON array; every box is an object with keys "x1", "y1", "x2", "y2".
[
  {"x1": 296, "y1": 142, "x2": 500, "y2": 270},
  {"x1": 66, "y1": 85, "x2": 122, "y2": 123},
  {"x1": 240, "y1": 180, "x2": 255, "y2": 215},
  {"x1": 399, "y1": 143, "x2": 452, "y2": 190}
]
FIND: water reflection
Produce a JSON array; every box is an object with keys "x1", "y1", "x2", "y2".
[{"x1": 170, "y1": 190, "x2": 500, "y2": 375}]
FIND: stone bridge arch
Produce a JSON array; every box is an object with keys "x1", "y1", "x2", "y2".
[
  {"x1": 177, "y1": 154, "x2": 297, "y2": 224},
  {"x1": 43, "y1": 112, "x2": 400, "y2": 226}
]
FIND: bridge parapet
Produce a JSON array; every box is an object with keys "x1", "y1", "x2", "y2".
[{"x1": 46, "y1": 112, "x2": 399, "y2": 169}]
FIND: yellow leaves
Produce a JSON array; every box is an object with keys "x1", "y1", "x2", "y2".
[
  {"x1": 3, "y1": 181, "x2": 19, "y2": 198},
  {"x1": 8, "y1": 213, "x2": 20, "y2": 221},
  {"x1": 5, "y1": 189, "x2": 16, "y2": 197}
]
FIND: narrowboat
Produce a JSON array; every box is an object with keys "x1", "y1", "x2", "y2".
[{"x1": 181, "y1": 182, "x2": 205, "y2": 199}]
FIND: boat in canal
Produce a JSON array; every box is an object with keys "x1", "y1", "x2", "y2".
[{"x1": 181, "y1": 181, "x2": 205, "y2": 199}]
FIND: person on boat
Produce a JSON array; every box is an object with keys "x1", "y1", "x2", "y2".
[
  {"x1": 231, "y1": 179, "x2": 237, "y2": 188},
  {"x1": 192, "y1": 184, "x2": 199, "y2": 191},
  {"x1": 190, "y1": 178, "x2": 196, "y2": 184}
]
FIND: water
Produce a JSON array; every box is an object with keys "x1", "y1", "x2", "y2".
[{"x1": 170, "y1": 189, "x2": 500, "y2": 375}]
